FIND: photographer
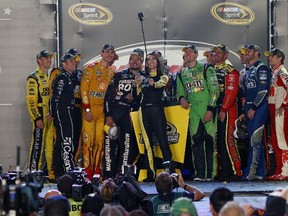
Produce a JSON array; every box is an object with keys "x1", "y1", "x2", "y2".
[{"x1": 147, "y1": 172, "x2": 204, "y2": 216}]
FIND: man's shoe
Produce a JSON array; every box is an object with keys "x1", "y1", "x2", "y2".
[
  {"x1": 267, "y1": 174, "x2": 288, "y2": 181},
  {"x1": 193, "y1": 177, "x2": 204, "y2": 181}
]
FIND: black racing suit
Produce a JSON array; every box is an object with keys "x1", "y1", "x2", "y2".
[
  {"x1": 103, "y1": 68, "x2": 145, "y2": 178},
  {"x1": 133, "y1": 73, "x2": 172, "y2": 179},
  {"x1": 50, "y1": 70, "x2": 75, "y2": 178}
]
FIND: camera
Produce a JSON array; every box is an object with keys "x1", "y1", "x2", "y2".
[
  {"x1": 137, "y1": 12, "x2": 144, "y2": 21},
  {"x1": 121, "y1": 165, "x2": 136, "y2": 175},
  {"x1": 70, "y1": 168, "x2": 95, "y2": 201},
  {"x1": 25, "y1": 170, "x2": 44, "y2": 192},
  {"x1": 91, "y1": 174, "x2": 100, "y2": 188},
  {"x1": 1, "y1": 178, "x2": 40, "y2": 215},
  {"x1": 170, "y1": 173, "x2": 179, "y2": 188}
]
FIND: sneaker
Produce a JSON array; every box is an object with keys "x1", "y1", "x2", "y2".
[
  {"x1": 204, "y1": 178, "x2": 213, "y2": 182},
  {"x1": 143, "y1": 177, "x2": 155, "y2": 182},
  {"x1": 193, "y1": 177, "x2": 204, "y2": 181}
]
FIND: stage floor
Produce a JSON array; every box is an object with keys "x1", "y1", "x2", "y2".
[{"x1": 41, "y1": 180, "x2": 287, "y2": 215}]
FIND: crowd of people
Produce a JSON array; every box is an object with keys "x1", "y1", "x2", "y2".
[
  {"x1": 25, "y1": 42, "x2": 288, "y2": 183},
  {"x1": 40, "y1": 171, "x2": 287, "y2": 216}
]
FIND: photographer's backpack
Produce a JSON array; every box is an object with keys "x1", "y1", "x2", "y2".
[{"x1": 112, "y1": 174, "x2": 146, "y2": 211}]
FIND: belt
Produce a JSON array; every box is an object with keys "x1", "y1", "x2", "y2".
[{"x1": 118, "y1": 101, "x2": 130, "y2": 107}]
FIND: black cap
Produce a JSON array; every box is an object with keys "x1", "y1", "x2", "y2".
[
  {"x1": 133, "y1": 48, "x2": 145, "y2": 57},
  {"x1": 182, "y1": 44, "x2": 198, "y2": 53},
  {"x1": 264, "y1": 48, "x2": 285, "y2": 61},
  {"x1": 102, "y1": 44, "x2": 115, "y2": 52},
  {"x1": 65, "y1": 48, "x2": 82, "y2": 57},
  {"x1": 60, "y1": 53, "x2": 75, "y2": 63},
  {"x1": 36, "y1": 50, "x2": 54, "y2": 59},
  {"x1": 241, "y1": 44, "x2": 261, "y2": 54},
  {"x1": 213, "y1": 44, "x2": 228, "y2": 53}
]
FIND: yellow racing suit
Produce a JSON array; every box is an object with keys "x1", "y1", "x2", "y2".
[
  {"x1": 26, "y1": 68, "x2": 54, "y2": 174},
  {"x1": 80, "y1": 60, "x2": 114, "y2": 178}
]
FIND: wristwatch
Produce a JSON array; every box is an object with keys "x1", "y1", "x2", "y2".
[{"x1": 85, "y1": 108, "x2": 91, "y2": 112}]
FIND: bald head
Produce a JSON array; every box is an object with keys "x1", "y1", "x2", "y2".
[{"x1": 44, "y1": 189, "x2": 62, "y2": 201}]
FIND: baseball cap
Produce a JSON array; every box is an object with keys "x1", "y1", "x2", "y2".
[
  {"x1": 264, "y1": 48, "x2": 285, "y2": 60},
  {"x1": 57, "y1": 174, "x2": 74, "y2": 197},
  {"x1": 240, "y1": 44, "x2": 261, "y2": 54},
  {"x1": 236, "y1": 45, "x2": 248, "y2": 55},
  {"x1": 102, "y1": 43, "x2": 115, "y2": 52},
  {"x1": 182, "y1": 44, "x2": 198, "y2": 53},
  {"x1": 36, "y1": 50, "x2": 54, "y2": 59},
  {"x1": 171, "y1": 197, "x2": 197, "y2": 216},
  {"x1": 203, "y1": 50, "x2": 214, "y2": 57},
  {"x1": 81, "y1": 193, "x2": 104, "y2": 215},
  {"x1": 65, "y1": 48, "x2": 82, "y2": 57},
  {"x1": 213, "y1": 44, "x2": 228, "y2": 53},
  {"x1": 133, "y1": 48, "x2": 145, "y2": 57},
  {"x1": 130, "y1": 52, "x2": 143, "y2": 62},
  {"x1": 60, "y1": 53, "x2": 79, "y2": 63}
]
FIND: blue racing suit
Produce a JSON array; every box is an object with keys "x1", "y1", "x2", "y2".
[{"x1": 243, "y1": 60, "x2": 271, "y2": 180}]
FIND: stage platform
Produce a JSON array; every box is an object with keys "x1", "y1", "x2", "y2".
[{"x1": 40, "y1": 180, "x2": 287, "y2": 215}]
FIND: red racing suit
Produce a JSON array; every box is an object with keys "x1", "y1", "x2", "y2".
[
  {"x1": 215, "y1": 62, "x2": 242, "y2": 178},
  {"x1": 268, "y1": 65, "x2": 288, "y2": 176},
  {"x1": 80, "y1": 61, "x2": 115, "y2": 178}
]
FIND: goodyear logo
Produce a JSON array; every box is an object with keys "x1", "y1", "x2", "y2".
[
  {"x1": 211, "y1": 2, "x2": 254, "y2": 25},
  {"x1": 68, "y1": 3, "x2": 113, "y2": 26}
]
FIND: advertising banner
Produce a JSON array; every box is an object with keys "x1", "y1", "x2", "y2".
[{"x1": 131, "y1": 105, "x2": 190, "y2": 163}]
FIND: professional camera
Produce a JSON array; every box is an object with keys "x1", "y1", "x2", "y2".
[
  {"x1": 70, "y1": 168, "x2": 95, "y2": 201},
  {"x1": 91, "y1": 174, "x2": 100, "y2": 188},
  {"x1": 1, "y1": 178, "x2": 40, "y2": 215},
  {"x1": 170, "y1": 173, "x2": 179, "y2": 188},
  {"x1": 121, "y1": 165, "x2": 136, "y2": 176},
  {"x1": 25, "y1": 170, "x2": 44, "y2": 192},
  {"x1": 0, "y1": 171, "x2": 17, "y2": 185}
]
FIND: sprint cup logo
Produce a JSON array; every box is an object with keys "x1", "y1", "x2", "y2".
[
  {"x1": 211, "y1": 2, "x2": 255, "y2": 25},
  {"x1": 139, "y1": 121, "x2": 179, "y2": 145},
  {"x1": 68, "y1": 3, "x2": 113, "y2": 26}
]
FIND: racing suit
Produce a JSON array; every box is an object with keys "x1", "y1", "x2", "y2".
[
  {"x1": 133, "y1": 72, "x2": 172, "y2": 179},
  {"x1": 80, "y1": 61, "x2": 114, "y2": 178},
  {"x1": 176, "y1": 62, "x2": 219, "y2": 179},
  {"x1": 50, "y1": 70, "x2": 75, "y2": 178},
  {"x1": 215, "y1": 63, "x2": 242, "y2": 178},
  {"x1": 49, "y1": 68, "x2": 82, "y2": 158},
  {"x1": 243, "y1": 61, "x2": 271, "y2": 180},
  {"x1": 268, "y1": 65, "x2": 288, "y2": 177},
  {"x1": 26, "y1": 68, "x2": 53, "y2": 172},
  {"x1": 103, "y1": 68, "x2": 145, "y2": 178}
]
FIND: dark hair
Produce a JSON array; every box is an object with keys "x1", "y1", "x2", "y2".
[
  {"x1": 44, "y1": 196, "x2": 70, "y2": 216},
  {"x1": 145, "y1": 53, "x2": 163, "y2": 78},
  {"x1": 155, "y1": 172, "x2": 173, "y2": 195},
  {"x1": 209, "y1": 187, "x2": 234, "y2": 213}
]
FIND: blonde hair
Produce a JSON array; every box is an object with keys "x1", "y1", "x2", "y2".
[
  {"x1": 219, "y1": 201, "x2": 245, "y2": 216},
  {"x1": 100, "y1": 178, "x2": 117, "y2": 203}
]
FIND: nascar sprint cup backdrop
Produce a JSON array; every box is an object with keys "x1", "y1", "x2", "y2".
[
  {"x1": 59, "y1": 0, "x2": 269, "y2": 71},
  {"x1": 0, "y1": 0, "x2": 269, "y2": 170}
]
